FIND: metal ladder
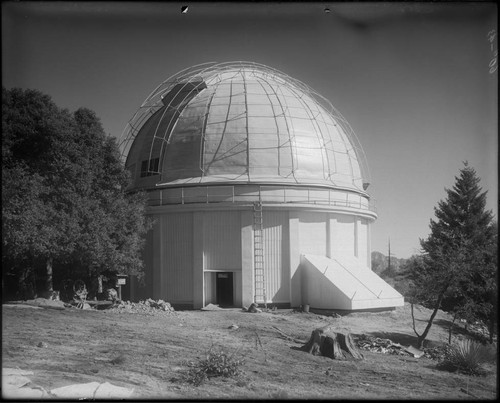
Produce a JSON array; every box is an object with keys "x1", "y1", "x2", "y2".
[{"x1": 253, "y1": 201, "x2": 266, "y2": 307}]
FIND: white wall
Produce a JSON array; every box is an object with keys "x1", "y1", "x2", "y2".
[
  {"x1": 204, "y1": 272, "x2": 216, "y2": 305},
  {"x1": 298, "y1": 211, "x2": 327, "y2": 255},
  {"x1": 203, "y1": 211, "x2": 241, "y2": 270},
  {"x1": 161, "y1": 213, "x2": 194, "y2": 303},
  {"x1": 263, "y1": 211, "x2": 290, "y2": 303},
  {"x1": 357, "y1": 218, "x2": 369, "y2": 267},
  {"x1": 330, "y1": 214, "x2": 355, "y2": 257}
]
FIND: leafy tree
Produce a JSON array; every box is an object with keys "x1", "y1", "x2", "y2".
[
  {"x1": 408, "y1": 162, "x2": 497, "y2": 347},
  {"x1": 2, "y1": 88, "x2": 81, "y2": 295},
  {"x1": 392, "y1": 254, "x2": 425, "y2": 296},
  {"x1": 2, "y1": 87, "x2": 151, "y2": 298}
]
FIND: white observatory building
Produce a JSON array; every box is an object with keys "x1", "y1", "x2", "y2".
[{"x1": 120, "y1": 62, "x2": 404, "y2": 311}]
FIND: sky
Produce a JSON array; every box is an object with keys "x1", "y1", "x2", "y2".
[{"x1": 2, "y1": 2, "x2": 497, "y2": 258}]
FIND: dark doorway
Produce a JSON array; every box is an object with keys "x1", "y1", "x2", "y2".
[{"x1": 216, "y1": 272, "x2": 234, "y2": 307}]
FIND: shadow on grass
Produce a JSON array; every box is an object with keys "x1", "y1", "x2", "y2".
[
  {"x1": 433, "y1": 319, "x2": 492, "y2": 343},
  {"x1": 433, "y1": 319, "x2": 468, "y2": 336}
]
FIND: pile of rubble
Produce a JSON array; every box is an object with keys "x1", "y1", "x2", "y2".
[
  {"x1": 423, "y1": 344, "x2": 453, "y2": 361},
  {"x1": 467, "y1": 322, "x2": 492, "y2": 342},
  {"x1": 356, "y1": 335, "x2": 411, "y2": 356},
  {"x1": 110, "y1": 299, "x2": 175, "y2": 315},
  {"x1": 356, "y1": 334, "x2": 457, "y2": 360}
]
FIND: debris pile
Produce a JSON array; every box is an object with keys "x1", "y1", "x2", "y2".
[
  {"x1": 356, "y1": 335, "x2": 411, "y2": 356},
  {"x1": 244, "y1": 303, "x2": 262, "y2": 313},
  {"x1": 423, "y1": 344, "x2": 453, "y2": 361},
  {"x1": 467, "y1": 322, "x2": 491, "y2": 342},
  {"x1": 111, "y1": 299, "x2": 175, "y2": 314},
  {"x1": 201, "y1": 303, "x2": 224, "y2": 311}
]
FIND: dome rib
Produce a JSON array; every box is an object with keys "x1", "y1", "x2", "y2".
[{"x1": 254, "y1": 72, "x2": 298, "y2": 182}]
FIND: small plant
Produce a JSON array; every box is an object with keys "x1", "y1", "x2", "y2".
[
  {"x1": 186, "y1": 347, "x2": 244, "y2": 386},
  {"x1": 439, "y1": 339, "x2": 492, "y2": 375}
]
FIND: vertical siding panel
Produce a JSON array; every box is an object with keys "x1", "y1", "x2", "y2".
[
  {"x1": 163, "y1": 213, "x2": 193, "y2": 303},
  {"x1": 358, "y1": 219, "x2": 368, "y2": 267},
  {"x1": 204, "y1": 272, "x2": 215, "y2": 305},
  {"x1": 203, "y1": 211, "x2": 241, "y2": 270},
  {"x1": 234, "y1": 271, "x2": 242, "y2": 306},
  {"x1": 263, "y1": 211, "x2": 289, "y2": 303},
  {"x1": 137, "y1": 222, "x2": 155, "y2": 300}
]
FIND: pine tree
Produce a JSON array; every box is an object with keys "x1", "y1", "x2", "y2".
[{"x1": 409, "y1": 162, "x2": 497, "y2": 347}]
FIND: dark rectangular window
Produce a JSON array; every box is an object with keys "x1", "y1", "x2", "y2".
[{"x1": 140, "y1": 158, "x2": 160, "y2": 177}]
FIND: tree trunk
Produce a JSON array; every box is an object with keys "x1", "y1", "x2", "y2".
[
  {"x1": 416, "y1": 292, "x2": 446, "y2": 349},
  {"x1": 488, "y1": 312, "x2": 495, "y2": 344},
  {"x1": 46, "y1": 257, "x2": 53, "y2": 294},
  {"x1": 448, "y1": 312, "x2": 458, "y2": 344},
  {"x1": 301, "y1": 325, "x2": 363, "y2": 360}
]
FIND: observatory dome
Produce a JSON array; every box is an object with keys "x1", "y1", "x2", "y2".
[
  {"x1": 119, "y1": 63, "x2": 401, "y2": 311},
  {"x1": 122, "y1": 62, "x2": 370, "y2": 193}
]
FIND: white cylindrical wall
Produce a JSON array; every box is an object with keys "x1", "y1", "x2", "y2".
[
  {"x1": 262, "y1": 211, "x2": 290, "y2": 303},
  {"x1": 203, "y1": 211, "x2": 241, "y2": 270},
  {"x1": 133, "y1": 206, "x2": 372, "y2": 307},
  {"x1": 298, "y1": 212, "x2": 328, "y2": 256}
]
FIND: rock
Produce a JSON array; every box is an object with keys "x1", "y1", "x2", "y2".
[
  {"x1": 94, "y1": 382, "x2": 135, "y2": 399},
  {"x1": 50, "y1": 382, "x2": 101, "y2": 398},
  {"x1": 106, "y1": 288, "x2": 118, "y2": 301},
  {"x1": 23, "y1": 298, "x2": 66, "y2": 310},
  {"x1": 405, "y1": 346, "x2": 424, "y2": 358},
  {"x1": 2, "y1": 369, "x2": 34, "y2": 377},
  {"x1": 247, "y1": 303, "x2": 262, "y2": 313},
  {"x1": 201, "y1": 303, "x2": 224, "y2": 311},
  {"x1": 2, "y1": 304, "x2": 42, "y2": 310},
  {"x1": 3, "y1": 374, "x2": 31, "y2": 389},
  {"x1": 37, "y1": 341, "x2": 48, "y2": 348},
  {"x1": 1, "y1": 368, "x2": 50, "y2": 399}
]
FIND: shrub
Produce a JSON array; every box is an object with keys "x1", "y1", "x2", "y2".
[
  {"x1": 439, "y1": 339, "x2": 493, "y2": 375},
  {"x1": 187, "y1": 347, "x2": 244, "y2": 386}
]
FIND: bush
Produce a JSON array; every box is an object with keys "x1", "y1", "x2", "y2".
[
  {"x1": 439, "y1": 339, "x2": 493, "y2": 375},
  {"x1": 187, "y1": 347, "x2": 244, "y2": 386}
]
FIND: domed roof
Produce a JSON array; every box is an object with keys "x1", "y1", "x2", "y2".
[{"x1": 121, "y1": 62, "x2": 370, "y2": 193}]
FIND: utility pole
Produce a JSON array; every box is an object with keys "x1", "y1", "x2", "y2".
[{"x1": 388, "y1": 237, "x2": 391, "y2": 272}]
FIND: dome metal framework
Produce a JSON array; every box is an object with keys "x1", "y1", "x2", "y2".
[{"x1": 119, "y1": 61, "x2": 372, "y2": 193}]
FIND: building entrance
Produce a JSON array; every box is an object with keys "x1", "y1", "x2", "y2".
[{"x1": 216, "y1": 272, "x2": 234, "y2": 307}]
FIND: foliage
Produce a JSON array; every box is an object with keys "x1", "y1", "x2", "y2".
[
  {"x1": 407, "y1": 162, "x2": 497, "y2": 348},
  {"x1": 186, "y1": 347, "x2": 244, "y2": 386},
  {"x1": 393, "y1": 254, "x2": 425, "y2": 297},
  {"x1": 438, "y1": 339, "x2": 493, "y2": 375},
  {"x1": 371, "y1": 251, "x2": 405, "y2": 278},
  {"x1": 2, "y1": 87, "x2": 151, "y2": 297}
]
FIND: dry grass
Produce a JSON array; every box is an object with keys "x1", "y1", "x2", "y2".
[{"x1": 2, "y1": 303, "x2": 497, "y2": 400}]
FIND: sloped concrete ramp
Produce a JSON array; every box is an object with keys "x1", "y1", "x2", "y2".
[{"x1": 301, "y1": 254, "x2": 404, "y2": 310}]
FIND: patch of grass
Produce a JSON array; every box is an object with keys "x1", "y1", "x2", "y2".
[
  {"x1": 186, "y1": 346, "x2": 244, "y2": 386},
  {"x1": 438, "y1": 339, "x2": 493, "y2": 375},
  {"x1": 109, "y1": 354, "x2": 126, "y2": 365},
  {"x1": 269, "y1": 389, "x2": 289, "y2": 399}
]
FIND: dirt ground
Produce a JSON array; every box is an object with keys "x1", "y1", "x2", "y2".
[{"x1": 2, "y1": 302, "x2": 497, "y2": 400}]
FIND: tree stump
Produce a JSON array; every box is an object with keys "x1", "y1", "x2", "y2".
[{"x1": 301, "y1": 325, "x2": 364, "y2": 360}]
